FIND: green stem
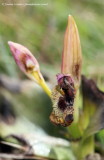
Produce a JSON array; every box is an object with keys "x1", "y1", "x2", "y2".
[
  {"x1": 71, "y1": 135, "x2": 95, "y2": 160},
  {"x1": 39, "y1": 80, "x2": 51, "y2": 97}
]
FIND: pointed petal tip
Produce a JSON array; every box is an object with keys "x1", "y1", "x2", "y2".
[
  {"x1": 8, "y1": 41, "x2": 14, "y2": 45},
  {"x1": 68, "y1": 14, "x2": 72, "y2": 18},
  {"x1": 68, "y1": 15, "x2": 74, "y2": 19},
  {"x1": 8, "y1": 41, "x2": 21, "y2": 47},
  {"x1": 68, "y1": 15, "x2": 75, "y2": 25},
  {"x1": 8, "y1": 41, "x2": 12, "y2": 46},
  {"x1": 8, "y1": 41, "x2": 17, "y2": 49}
]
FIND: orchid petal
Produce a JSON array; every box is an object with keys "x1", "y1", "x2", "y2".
[{"x1": 61, "y1": 15, "x2": 82, "y2": 87}]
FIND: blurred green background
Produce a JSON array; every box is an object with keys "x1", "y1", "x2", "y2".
[
  {"x1": 0, "y1": 0, "x2": 104, "y2": 79},
  {"x1": 0, "y1": 0, "x2": 104, "y2": 137}
]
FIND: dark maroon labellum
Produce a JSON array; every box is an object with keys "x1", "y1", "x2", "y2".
[
  {"x1": 58, "y1": 96, "x2": 67, "y2": 111},
  {"x1": 50, "y1": 74, "x2": 76, "y2": 127},
  {"x1": 57, "y1": 74, "x2": 76, "y2": 111},
  {"x1": 65, "y1": 114, "x2": 73, "y2": 124}
]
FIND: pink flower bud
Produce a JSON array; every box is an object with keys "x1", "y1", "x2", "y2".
[
  {"x1": 8, "y1": 41, "x2": 39, "y2": 73},
  {"x1": 8, "y1": 41, "x2": 43, "y2": 83}
]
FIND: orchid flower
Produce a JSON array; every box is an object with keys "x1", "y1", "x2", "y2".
[
  {"x1": 50, "y1": 15, "x2": 82, "y2": 126},
  {"x1": 8, "y1": 15, "x2": 82, "y2": 127}
]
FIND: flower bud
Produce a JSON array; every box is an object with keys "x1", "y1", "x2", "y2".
[{"x1": 8, "y1": 41, "x2": 51, "y2": 96}]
